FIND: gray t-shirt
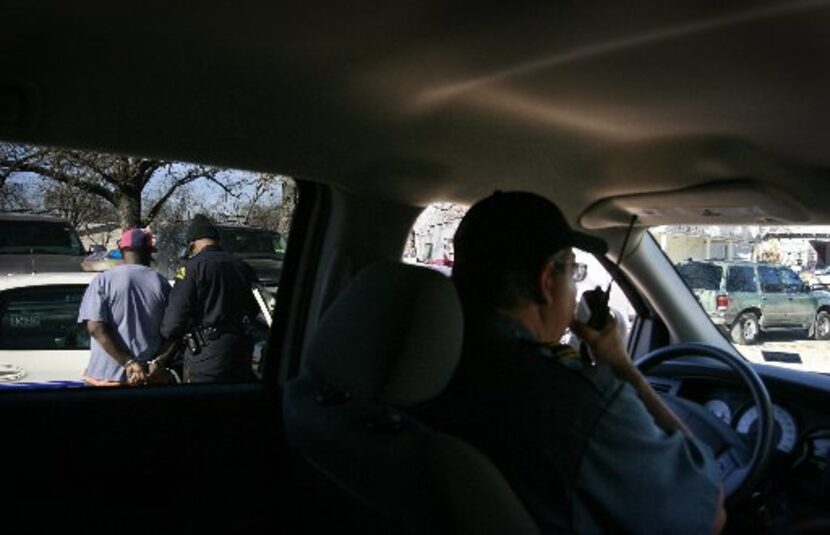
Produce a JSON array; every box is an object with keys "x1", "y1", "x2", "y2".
[{"x1": 77, "y1": 264, "x2": 171, "y2": 382}]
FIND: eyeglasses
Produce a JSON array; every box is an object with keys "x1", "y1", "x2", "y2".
[{"x1": 553, "y1": 261, "x2": 587, "y2": 282}]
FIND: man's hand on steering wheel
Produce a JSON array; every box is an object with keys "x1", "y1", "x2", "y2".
[{"x1": 636, "y1": 343, "x2": 775, "y2": 504}]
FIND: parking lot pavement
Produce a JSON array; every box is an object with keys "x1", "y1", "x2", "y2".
[{"x1": 736, "y1": 333, "x2": 830, "y2": 374}]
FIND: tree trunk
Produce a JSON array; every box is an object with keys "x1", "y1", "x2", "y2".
[
  {"x1": 116, "y1": 192, "x2": 142, "y2": 228},
  {"x1": 276, "y1": 179, "x2": 298, "y2": 235}
]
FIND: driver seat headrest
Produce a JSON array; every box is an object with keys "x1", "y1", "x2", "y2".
[{"x1": 302, "y1": 261, "x2": 463, "y2": 407}]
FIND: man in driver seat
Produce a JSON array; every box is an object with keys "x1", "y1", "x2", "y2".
[{"x1": 419, "y1": 191, "x2": 726, "y2": 533}]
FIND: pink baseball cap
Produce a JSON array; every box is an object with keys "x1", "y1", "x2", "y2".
[{"x1": 117, "y1": 227, "x2": 155, "y2": 251}]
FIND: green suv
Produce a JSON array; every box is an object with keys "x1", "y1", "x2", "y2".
[{"x1": 676, "y1": 260, "x2": 830, "y2": 345}]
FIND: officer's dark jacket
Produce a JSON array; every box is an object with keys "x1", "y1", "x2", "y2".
[
  {"x1": 417, "y1": 308, "x2": 720, "y2": 533},
  {"x1": 161, "y1": 244, "x2": 260, "y2": 339},
  {"x1": 417, "y1": 308, "x2": 616, "y2": 532}
]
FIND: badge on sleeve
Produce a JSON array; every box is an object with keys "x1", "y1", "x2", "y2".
[{"x1": 176, "y1": 266, "x2": 186, "y2": 280}]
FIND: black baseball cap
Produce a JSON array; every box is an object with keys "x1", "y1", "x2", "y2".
[
  {"x1": 186, "y1": 214, "x2": 221, "y2": 243},
  {"x1": 453, "y1": 191, "x2": 608, "y2": 276}
]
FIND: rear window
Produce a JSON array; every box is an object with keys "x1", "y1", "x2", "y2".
[
  {"x1": 676, "y1": 262, "x2": 722, "y2": 290},
  {"x1": 726, "y1": 266, "x2": 757, "y2": 292},
  {"x1": 0, "y1": 221, "x2": 84, "y2": 256},
  {"x1": 219, "y1": 228, "x2": 285, "y2": 259},
  {"x1": 0, "y1": 285, "x2": 90, "y2": 350}
]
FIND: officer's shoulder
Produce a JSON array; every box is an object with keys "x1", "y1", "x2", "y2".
[{"x1": 173, "y1": 255, "x2": 201, "y2": 280}]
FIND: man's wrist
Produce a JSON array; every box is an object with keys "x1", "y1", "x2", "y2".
[{"x1": 611, "y1": 360, "x2": 642, "y2": 384}]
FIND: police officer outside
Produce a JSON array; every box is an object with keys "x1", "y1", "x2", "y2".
[{"x1": 153, "y1": 214, "x2": 260, "y2": 383}]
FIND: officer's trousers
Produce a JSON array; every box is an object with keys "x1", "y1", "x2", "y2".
[{"x1": 184, "y1": 333, "x2": 255, "y2": 383}]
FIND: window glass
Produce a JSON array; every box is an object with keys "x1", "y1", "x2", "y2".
[
  {"x1": 0, "y1": 141, "x2": 297, "y2": 388},
  {"x1": 653, "y1": 224, "x2": 830, "y2": 374},
  {"x1": 726, "y1": 266, "x2": 757, "y2": 292},
  {"x1": 758, "y1": 266, "x2": 783, "y2": 293},
  {"x1": 0, "y1": 285, "x2": 89, "y2": 350},
  {"x1": 778, "y1": 267, "x2": 804, "y2": 292},
  {"x1": 404, "y1": 203, "x2": 636, "y2": 340},
  {"x1": 677, "y1": 262, "x2": 722, "y2": 290},
  {"x1": 0, "y1": 221, "x2": 85, "y2": 256}
]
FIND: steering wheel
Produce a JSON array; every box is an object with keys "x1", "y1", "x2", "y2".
[{"x1": 636, "y1": 343, "x2": 774, "y2": 504}]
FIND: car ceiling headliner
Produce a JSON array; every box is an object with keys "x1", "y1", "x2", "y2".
[{"x1": 2, "y1": 1, "x2": 830, "y2": 224}]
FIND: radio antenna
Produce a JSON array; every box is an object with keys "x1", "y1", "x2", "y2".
[{"x1": 606, "y1": 214, "x2": 638, "y2": 294}]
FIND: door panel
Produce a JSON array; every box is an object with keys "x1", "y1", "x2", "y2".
[
  {"x1": 778, "y1": 267, "x2": 814, "y2": 326},
  {"x1": 757, "y1": 266, "x2": 787, "y2": 327},
  {"x1": 1, "y1": 384, "x2": 290, "y2": 532}
]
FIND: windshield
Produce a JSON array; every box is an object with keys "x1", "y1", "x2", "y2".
[
  {"x1": 218, "y1": 228, "x2": 285, "y2": 259},
  {"x1": 653, "y1": 225, "x2": 830, "y2": 374},
  {"x1": 0, "y1": 221, "x2": 85, "y2": 256}
]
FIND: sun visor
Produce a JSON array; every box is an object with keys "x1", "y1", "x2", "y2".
[{"x1": 580, "y1": 181, "x2": 808, "y2": 229}]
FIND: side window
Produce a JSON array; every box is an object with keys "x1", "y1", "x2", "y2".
[
  {"x1": 403, "y1": 203, "x2": 636, "y2": 340},
  {"x1": 0, "y1": 141, "x2": 298, "y2": 388},
  {"x1": 758, "y1": 266, "x2": 783, "y2": 293},
  {"x1": 574, "y1": 250, "x2": 636, "y2": 341},
  {"x1": 778, "y1": 268, "x2": 804, "y2": 292},
  {"x1": 726, "y1": 266, "x2": 757, "y2": 292}
]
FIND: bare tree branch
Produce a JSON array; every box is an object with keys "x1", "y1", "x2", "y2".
[
  {"x1": 0, "y1": 159, "x2": 116, "y2": 204},
  {"x1": 2, "y1": 143, "x2": 242, "y2": 229},
  {"x1": 135, "y1": 159, "x2": 167, "y2": 188},
  {"x1": 144, "y1": 166, "x2": 223, "y2": 224},
  {"x1": 204, "y1": 173, "x2": 242, "y2": 200}
]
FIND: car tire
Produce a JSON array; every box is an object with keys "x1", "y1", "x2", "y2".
[
  {"x1": 814, "y1": 311, "x2": 830, "y2": 340},
  {"x1": 731, "y1": 312, "x2": 760, "y2": 345}
]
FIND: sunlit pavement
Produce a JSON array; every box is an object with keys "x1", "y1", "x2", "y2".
[{"x1": 736, "y1": 333, "x2": 830, "y2": 374}]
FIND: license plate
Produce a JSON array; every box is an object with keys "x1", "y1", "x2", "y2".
[{"x1": 8, "y1": 314, "x2": 42, "y2": 328}]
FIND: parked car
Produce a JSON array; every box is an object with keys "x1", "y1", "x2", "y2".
[
  {"x1": 80, "y1": 248, "x2": 123, "y2": 272},
  {"x1": 676, "y1": 260, "x2": 830, "y2": 344},
  {"x1": 0, "y1": 214, "x2": 86, "y2": 275},
  {"x1": 0, "y1": 272, "x2": 273, "y2": 389},
  {"x1": 0, "y1": 273, "x2": 93, "y2": 388},
  {"x1": 155, "y1": 222, "x2": 285, "y2": 291},
  {"x1": 809, "y1": 266, "x2": 830, "y2": 289}
]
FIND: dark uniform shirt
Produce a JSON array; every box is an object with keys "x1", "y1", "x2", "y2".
[
  {"x1": 161, "y1": 244, "x2": 260, "y2": 383},
  {"x1": 418, "y1": 309, "x2": 720, "y2": 534},
  {"x1": 161, "y1": 244, "x2": 259, "y2": 338}
]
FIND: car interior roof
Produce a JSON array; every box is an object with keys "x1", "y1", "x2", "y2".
[{"x1": 3, "y1": 1, "x2": 830, "y2": 225}]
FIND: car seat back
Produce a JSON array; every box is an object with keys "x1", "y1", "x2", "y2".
[{"x1": 283, "y1": 261, "x2": 538, "y2": 534}]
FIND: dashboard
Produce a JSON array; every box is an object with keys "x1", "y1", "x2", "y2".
[
  {"x1": 650, "y1": 375, "x2": 830, "y2": 458},
  {"x1": 649, "y1": 370, "x2": 830, "y2": 526}
]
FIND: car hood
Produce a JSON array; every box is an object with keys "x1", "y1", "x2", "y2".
[
  {"x1": 0, "y1": 255, "x2": 84, "y2": 275},
  {"x1": 0, "y1": 349, "x2": 87, "y2": 388}
]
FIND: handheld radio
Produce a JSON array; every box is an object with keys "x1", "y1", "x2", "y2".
[{"x1": 575, "y1": 214, "x2": 638, "y2": 330}]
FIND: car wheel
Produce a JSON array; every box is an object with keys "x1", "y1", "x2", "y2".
[
  {"x1": 814, "y1": 311, "x2": 830, "y2": 340},
  {"x1": 731, "y1": 312, "x2": 760, "y2": 345}
]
